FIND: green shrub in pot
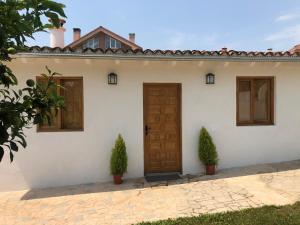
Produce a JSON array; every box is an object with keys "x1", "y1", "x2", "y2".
[
  {"x1": 110, "y1": 134, "x2": 128, "y2": 184},
  {"x1": 198, "y1": 127, "x2": 218, "y2": 175}
]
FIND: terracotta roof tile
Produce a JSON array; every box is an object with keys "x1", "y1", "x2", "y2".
[{"x1": 19, "y1": 46, "x2": 300, "y2": 61}]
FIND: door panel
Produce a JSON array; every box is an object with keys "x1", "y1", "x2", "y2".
[{"x1": 144, "y1": 83, "x2": 182, "y2": 173}]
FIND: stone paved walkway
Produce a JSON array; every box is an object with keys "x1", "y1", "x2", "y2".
[{"x1": 0, "y1": 160, "x2": 299, "y2": 225}]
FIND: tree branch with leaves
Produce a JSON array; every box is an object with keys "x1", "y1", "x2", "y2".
[{"x1": 0, "y1": 0, "x2": 66, "y2": 162}]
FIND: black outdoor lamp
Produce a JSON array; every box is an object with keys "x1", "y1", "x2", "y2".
[
  {"x1": 108, "y1": 73, "x2": 117, "y2": 85},
  {"x1": 205, "y1": 73, "x2": 215, "y2": 84}
]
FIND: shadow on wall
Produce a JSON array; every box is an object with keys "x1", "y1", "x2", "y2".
[{"x1": 21, "y1": 159, "x2": 300, "y2": 200}]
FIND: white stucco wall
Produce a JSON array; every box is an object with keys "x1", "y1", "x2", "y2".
[{"x1": 1, "y1": 57, "x2": 300, "y2": 191}]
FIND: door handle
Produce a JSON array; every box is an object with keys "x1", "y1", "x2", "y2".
[{"x1": 145, "y1": 125, "x2": 151, "y2": 135}]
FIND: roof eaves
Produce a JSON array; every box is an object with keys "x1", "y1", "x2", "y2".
[{"x1": 17, "y1": 46, "x2": 300, "y2": 62}]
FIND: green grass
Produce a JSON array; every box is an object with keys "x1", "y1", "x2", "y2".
[{"x1": 136, "y1": 202, "x2": 300, "y2": 225}]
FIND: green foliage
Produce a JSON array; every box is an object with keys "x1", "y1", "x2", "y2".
[
  {"x1": 0, "y1": 0, "x2": 66, "y2": 57},
  {"x1": 110, "y1": 134, "x2": 128, "y2": 175},
  {"x1": 0, "y1": 67, "x2": 64, "y2": 162},
  {"x1": 137, "y1": 201, "x2": 300, "y2": 225},
  {"x1": 198, "y1": 127, "x2": 218, "y2": 166},
  {"x1": 0, "y1": 0, "x2": 66, "y2": 162}
]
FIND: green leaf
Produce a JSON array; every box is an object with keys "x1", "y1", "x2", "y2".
[
  {"x1": 7, "y1": 47, "x2": 16, "y2": 54},
  {"x1": 16, "y1": 133, "x2": 27, "y2": 148},
  {"x1": 9, "y1": 151, "x2": 14, "y2": 163},
  {"x1": 10, "y1": 142, "x2": 18, "y2": 152},
  {"x1": 12, "y1": 90, "x2": 19, "y2": 99},
  {"x1": 43, "y1": 23, "x2": 54, "y2": 29},
  {"x1": 44, "y1": 11, "x2": 59, "y2": 25},
  {"x1": 42, "y1": 1, "x2": 66, "y2": 17},
  {"x1": 26, "y1": 79, "x2": 35, "y2": 87},
  {"x1": 45, "y1": 66, "x2": 51, "y2": 74},
  {"x1": 0, "y1": 126, "x2": 9, "y2": 145},
  {"x1": 52, "y1": 72, "x2": 62, "y2": 76},
  {"x1": 0, "y1": 146, "x2": 4, "y2": 162}
]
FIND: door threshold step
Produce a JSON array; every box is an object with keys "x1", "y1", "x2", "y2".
[{"x1": 145, "y1": 173, "x2": 181, "y2": 182}]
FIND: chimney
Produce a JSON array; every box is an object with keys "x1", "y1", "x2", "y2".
[
  {"x1": 73, "y1": 28, "x2": 81, "y2": 42},
  {"x1": 49, "y1": 19, "x2": 66, "y2": 48},
  {"x1": 221, "y1": 47, "x2": 227, "y2": 52},
  {"x1": 129, "y1": 33, "x2": 135, "y2": 43},
  {"x1": 289, "y1": 44, "x2": 300, "y2": 53}
]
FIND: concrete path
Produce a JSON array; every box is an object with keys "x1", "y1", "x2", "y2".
[{"x1": 0, "y1": 160, "x2": 299, "y2": 225}]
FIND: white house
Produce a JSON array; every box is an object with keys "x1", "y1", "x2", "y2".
[{"x1": 1, "y1": 22, "x2": 300, "y2": 191}]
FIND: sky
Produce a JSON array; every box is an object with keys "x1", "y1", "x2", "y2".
[{"x1": 27, "y1": 0, "x2": 300, "y2": 51}]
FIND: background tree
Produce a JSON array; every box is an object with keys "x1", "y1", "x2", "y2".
[{"x1": 0, "y1": 0, "x2": 66, "y2": 162}]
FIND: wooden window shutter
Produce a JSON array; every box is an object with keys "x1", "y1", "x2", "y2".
[
  {"x1": 36, "y1": 77, "x2": 61, "y2": 131},
  {"x1": 61, "y1": 78, "x2": 83, "y2": 130}
]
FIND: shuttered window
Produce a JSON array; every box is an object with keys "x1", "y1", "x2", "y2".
[
  {"x1": 37, "y1": 77, "x2": 83, "y2": 131},
  {"x1": 236, "y1": 77, "x2": 274, "y2": 126}
]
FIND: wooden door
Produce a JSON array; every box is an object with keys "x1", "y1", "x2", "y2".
[{"x1": 143, "y1": 83, "x2": 182, "y2": 174}]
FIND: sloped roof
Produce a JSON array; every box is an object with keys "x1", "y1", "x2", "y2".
[
  {"x1": 289, "y1": 44, "x2": 300, "y2": 54},
  {"x1": 18, "y1": 46, "x2": 300, "y2": 62},
  {"x1": 66, "y1": 26, "x2": 142, "y2": 50}
]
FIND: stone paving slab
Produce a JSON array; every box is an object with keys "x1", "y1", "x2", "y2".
[{"x1": 0, "y1": 160, "x2": 299, "y2": 225}]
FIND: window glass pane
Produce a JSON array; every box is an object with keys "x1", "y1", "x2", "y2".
[
  {"x1": 83, "y1": 38, "x2": 99, "y2": 49},
  {"x1": 116, "y1": 41, "x2": 121, "y2": 48},
  {"x1": 238, "y1": 80, "x2": 251, "y2": 121},
  {"x1": 93, "y1": 38, "x2": 99, "y2": 48},
  {"x1": 105, "y1": 36, "x2": 110, "y2": 48},
  {"x1": 254, "y1": 79, "x2": 269, "y2": 121},
  {"x1": 61, "y1": 79, "x2": 83, "y2": 129},
  {"x1": 84, "y1": 40, "x2": 90, "y2": 48},
  {"x1": 111, "y1": 38, "x2": 116, "y2": 48}
]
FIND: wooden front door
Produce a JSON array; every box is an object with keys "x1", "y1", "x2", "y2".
[{"x1": 143, "y1": 83, "x2": 182, "y2": 174}]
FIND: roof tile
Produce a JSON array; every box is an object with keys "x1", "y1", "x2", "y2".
[{"x1": 20, "y1": 46, "x2": 300, "y2": 60}]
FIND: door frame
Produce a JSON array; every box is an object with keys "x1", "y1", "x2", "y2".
[{"x1": 143, "y1": 83, "x2": 182, "y2": 175}]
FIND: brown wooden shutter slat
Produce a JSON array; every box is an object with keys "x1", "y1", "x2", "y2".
[
  {"x1": 61, "y1": 78, "x2": 83, "y2": 130},
  {"x1": 36, "y1": 77, "x2": 61, "y2": 131}
]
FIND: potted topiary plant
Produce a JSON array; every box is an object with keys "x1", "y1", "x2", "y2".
[
  {"x1": 110, "y1": 134, "x2": 128, "y2": 184},
  {"x1": 198, "y1": 127, "x2": 218, "y2": 175}
]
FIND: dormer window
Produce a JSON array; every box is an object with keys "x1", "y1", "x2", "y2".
[
  {"x1": 82, "y1": 37, "x2": 99, "y2": 49},
  {"x1": 105, "y1": 36, "x2": 121, "y2": 49}
]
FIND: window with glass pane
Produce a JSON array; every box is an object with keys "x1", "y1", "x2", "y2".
[
  {"x1": 105, "y1": 36, "x2": 122, "y2": 48},
  {"x1": 254, "y1": 79, "x2": 270, "y2": 121},
  {"x1": 37, "y1": 77, "x2": 83, "y2": 131},
  {"x1": 237, "y1": 77, "x2": 274, "y2": 125},
  {"x1": 82, "y1": 37, "x2": 99, "y2": 49}
]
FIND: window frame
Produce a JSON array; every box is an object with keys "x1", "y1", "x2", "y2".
[
  {"x1": 36, "y1": 76, "x2": 84, "y2": 132},
  {"x1": 82, "y1": 37, "x2": 99, "y2": 49},
  {"x1": 105, "y1": 35, "x2": 121, "y2": 49},
  {"x1": 236, "y1": 76, "x2": 274, "y2": 126}
]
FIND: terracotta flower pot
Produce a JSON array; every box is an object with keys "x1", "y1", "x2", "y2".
[
  {"x1": 113, "y1": 174, "x2": 123, "y2": 185},
  {"x1": 206, "y1": 165, "x2": 216, "y2": 175}
]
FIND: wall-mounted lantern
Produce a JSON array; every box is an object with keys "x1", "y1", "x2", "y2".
[
  {"x1": 108, "y1": 73, "x2": 117, "y2": 85},
  {"x1": 205, "y1": 73, "x2": 215, "y2": 84}
]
